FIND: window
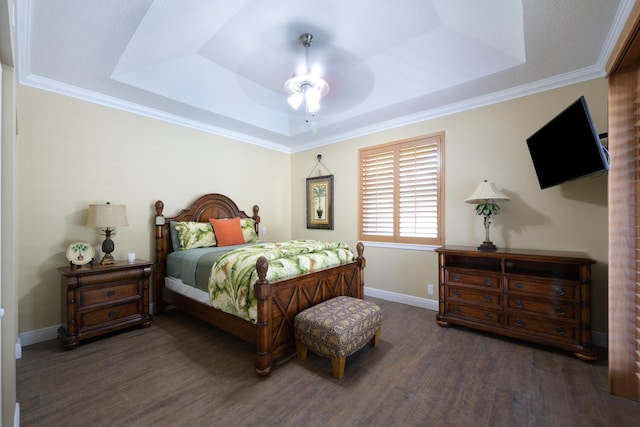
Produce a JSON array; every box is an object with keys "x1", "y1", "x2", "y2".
[{"x1": 358, "y1": 133, "x2": 444, "y2": 246}]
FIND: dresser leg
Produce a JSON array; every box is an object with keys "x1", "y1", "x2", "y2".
[
  {"x1": 574, "y1": 347, "x2": 597, "y2": 362},
  {"x1": 436, "y1": 314, "x2": 449, "y2": 327}
]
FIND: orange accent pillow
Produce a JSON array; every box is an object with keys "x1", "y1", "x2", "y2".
[{"x1": 209, "y1": 217, "x2": 245, "y2": 247}]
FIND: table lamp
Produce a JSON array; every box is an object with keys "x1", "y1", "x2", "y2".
[
  {"x1": 86, "y1": 202, "x2": 129, "y2": 265},
  {"x1": 465, "y1": 180, "x2": 509, "y2": 251}
]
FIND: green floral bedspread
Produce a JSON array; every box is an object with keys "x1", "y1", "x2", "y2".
[{"x1": 208, "y1": 240, "x2": 354, "y2": 323}]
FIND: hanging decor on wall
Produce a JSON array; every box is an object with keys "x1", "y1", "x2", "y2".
[{"x1": 307, "y1": 154, "x2": 333, "y2": 230}]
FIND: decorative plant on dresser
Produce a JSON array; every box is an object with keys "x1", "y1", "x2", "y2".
[{"x1": 435, "y1": 246, "x2": 596, "y2": 361}]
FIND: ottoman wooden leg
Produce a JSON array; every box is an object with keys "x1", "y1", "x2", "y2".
[
  {"x1": 370, "y1": 327, "x2": 381, "y2": 347},
  {"x1": 331, "y1": 356, "x2": 346, "y2": 379},
  {"x1": 296, "y1": 339, "x2": 308, "y2": 361}
]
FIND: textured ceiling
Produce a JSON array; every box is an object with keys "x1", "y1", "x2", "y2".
[{"x1": 17, "y1": 0, "x2": 632, "y2": 152}]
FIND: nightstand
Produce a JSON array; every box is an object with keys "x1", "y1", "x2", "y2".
[{"x1": 59, "y1": 259, "x2": 153, "y2": 349}]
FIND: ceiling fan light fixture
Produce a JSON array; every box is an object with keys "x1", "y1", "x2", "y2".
[
  {"x1": 287, "y1": 92, "x2": 303, "y2": 109},
  {"x1": 284, "y1": 33, "x2": 329, "y2": 118}
]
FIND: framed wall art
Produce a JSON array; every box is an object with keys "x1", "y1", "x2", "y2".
[{"x1": 306, "y1": 175, "x2": 334, "y2": 229}]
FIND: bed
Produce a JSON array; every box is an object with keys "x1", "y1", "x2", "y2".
[{"x1": 153, "y1": 193, "x2": 365, "y2": 376}]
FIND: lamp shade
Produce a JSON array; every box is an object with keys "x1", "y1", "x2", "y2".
[
  {"x1": 464, "y1": 180, "x2": 510, "y2": 204},
  {"x1": 86, "y1": 203, "x2": 129, "y2": 228}
]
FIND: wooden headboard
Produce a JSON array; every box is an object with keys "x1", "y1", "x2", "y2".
[{"x1": 153, "y1": 193, "x2": 260, "y2": 311}]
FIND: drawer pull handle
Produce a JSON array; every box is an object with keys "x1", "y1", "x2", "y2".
[
  {"x1": 453, "y1": 275, "x2": 461, "y2": 281},
  {"x1": 107, "y1": 291, "x2": 116, "y2": 297},
  {"x1": 556, "y1": 326, "x2": 565, "y2": 335},
  {"x1": 555, "y1": 307, "x2": 565, "y2": 315},
  {"x1": 555, "y1": 287, "x2": 566, "y2": 296},
  {"x1": 484, "y1": 295, "x2": 493, "y2": 303},
  {"x1": 484, "y1": 313, "x2": 493, "y2": 320},
  {"x1": 515, "y1": 318, "x2": 523, "y2": 327},
  {"x1": 454, "y1": 290, "x2": 461, "y2": 297},
  {"x1": 515, "y1": 282, "x2": 523, "y2": 289},
  {"x1": 453, "y1": 306, "x2": 461, "y2": 314},
  {"x1": 108, "y1": 310, "x2": 117, "y2": 318},
  {"x1": 485, "y1": 278, "x2": 493, "y2": 286},
  {"x1": 515, "y1": 300, "x2": 524, "y2": 308}
]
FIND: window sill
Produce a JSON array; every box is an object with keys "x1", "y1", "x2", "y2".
[{"x1": 359, "y1": 241, "x2": 441, "y2": 251}]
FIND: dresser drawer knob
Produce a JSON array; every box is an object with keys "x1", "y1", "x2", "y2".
[
  {"x1": 453, "y1": 275, "x2": 461, "y2": 281},
  {"x1": 484, "y1": 313, "x2": 493, "y2": 320},
  {"x1": 515, "y1": 300, "x2": 524, "y2": 308},
  {"x1": 484, "y1": 295, "x2": 493, "y2": 303},
  {"x1": 555, "y1": 287, "x2": 566, "y2": 296},
  {"x1": 555, "y1": 307, "x2": 565, "y2": 315},
  {"x1": 454, "y1": 290, "x2": 461, "y2": 297},
  {"x1": 556, "y1": 326, "x2": 565, "y2": 335},
  {"x1": 107, "y1": 290, "x2": 116, "y2": 297},
  {"x1": 515, "y1": 282, "x2": 523, "y2": 289},
  {"x1": 453, "y1": 306, "x2": 461, "y2": 314},
  {"x1": 484, "y1": 278, "x2": 493, "y2": 286},
  {"x1": 108, "y1": 310, "x2": 117, "y2": 318},
  {"x1": 515, "y1": 318, "x2": 523, "y2": 327}
]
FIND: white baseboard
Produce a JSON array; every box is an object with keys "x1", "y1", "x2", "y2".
[
  {"x1": 365, "y1": 286, "x2": 439, "y2": 311},
  {"x1": 17, "y1": 291, "x2": 608, "y2": 349},
  {"x1": 15, "y1": 336, "x2": 22, "y2": 359},
  {"x1": 19, "y1": 324, "x2": 59, "y2": 347}
]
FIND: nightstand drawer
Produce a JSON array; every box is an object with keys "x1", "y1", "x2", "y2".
[
  {"x1": 444, "y1": 269, "x2": 500, "y2": 289},
  {"x1": 79, "y1": 301, "x2": 141, "y2": 330},
  {"x1": 79, "y1": 282, "x2": 139, "y2": 308}
]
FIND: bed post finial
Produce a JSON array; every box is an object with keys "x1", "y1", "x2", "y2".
[
  {"x1": 252, "y1": 205, "x2": 261, "y2": 234},
  {"x1": 155, "y1": 200, "x2": 164, "y2": 216}
]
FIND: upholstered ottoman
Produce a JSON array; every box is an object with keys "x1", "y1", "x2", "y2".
[{"x1": 294, "y1": 296, "x2": 382, "y2": 379}]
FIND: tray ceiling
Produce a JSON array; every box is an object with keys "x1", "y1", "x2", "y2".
[{"x1": 17, "y1": 0, "x2": 631, "y2": 152}]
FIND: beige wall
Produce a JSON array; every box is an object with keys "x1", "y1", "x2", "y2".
[
  {"x1": 16, "y1": 78, "x2": 609, "y2": 340},
  {"x1": 291, "y1": 78, "x2": 609, "y2": 336},
  {"x1": 16, "y1": 86, "x2": 291, "y2": 333}
]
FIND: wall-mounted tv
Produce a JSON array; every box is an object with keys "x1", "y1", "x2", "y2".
[{"x1": 526, "y1": 96, "x2": 609, "y2": 189}]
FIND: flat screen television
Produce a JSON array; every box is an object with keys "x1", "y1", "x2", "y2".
[{"x1": 526, "y1": 96, "x2": 609, "y2": 189}]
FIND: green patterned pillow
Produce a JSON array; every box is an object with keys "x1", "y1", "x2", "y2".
[
  {"x1": 240, "y1": 218, "x2": 259, "y2": 243},
  {"x1": 174, "y1": 221, "x2": 217, "y2": 250}
]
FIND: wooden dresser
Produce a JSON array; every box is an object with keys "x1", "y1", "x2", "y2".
[
  {"x1": 435, "y1": 246, "x2": 596, "y2": 360},
  {"x1": 59, "y1": 259, "x2": 153, "y2": 349}
]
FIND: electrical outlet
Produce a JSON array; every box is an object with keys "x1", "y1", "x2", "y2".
[
  {"x1": 427, "y1": 283, "x2": 434, "y2": 295},
  {"x1": 262, "y1": 226, "x2": 267, "y2": 234}
]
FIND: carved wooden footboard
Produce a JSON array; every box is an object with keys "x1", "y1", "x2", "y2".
[{"x1": 154, "y1": 193, "x2": 365, "y2": 375}]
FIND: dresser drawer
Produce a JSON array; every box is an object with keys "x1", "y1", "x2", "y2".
[
  {"x1": 506, "y1": 313, "x2": 578, "y2": 343},
  {"x1": 506, "y1": 295, "x2": 578, "y2": 322},
  {"x1": 505, "y1": 276, "x2": 578, "y2": 300},
  {"x1": 444, "y1": 269, "x2": 500, "y2": 289},
  {"x1": 79, "y1": 301, "x2": 141, "y2": 331},
  {"x1": 79, "y1": 282, "x2": 140, "y2": 308},
  {"x1": 445, "y1": 302, "x2": 502, "y2": 325},
  {"x1": 447, "y1": 286, "x2": 501, "y2": 307}
]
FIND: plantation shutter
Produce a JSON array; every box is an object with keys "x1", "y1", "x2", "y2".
[
  {"x1": 359, "y1": 134, "x2": 443, "y2": 245},
  {"x1": 361, "y1": 147, "x2": 395, "y2": 239}
]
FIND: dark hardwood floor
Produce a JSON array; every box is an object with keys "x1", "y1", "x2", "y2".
[{"x1": 17, "y1": 298, "x2": 640, "y2": 427}]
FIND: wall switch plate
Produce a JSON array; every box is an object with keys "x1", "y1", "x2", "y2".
[
  {"x1": 262, "y1": 227, "x2": 267, "y2": 234},
  {"x1": 427, "y1": 283, "x2": 434, "y2": 295}
]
